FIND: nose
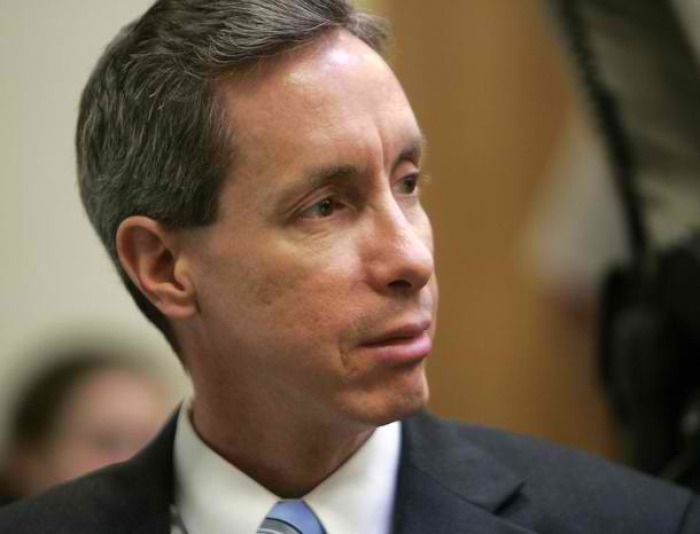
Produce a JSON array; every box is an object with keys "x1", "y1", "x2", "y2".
[{"x1": 364, "y1": 201, "x2": 434, "y2": 296}]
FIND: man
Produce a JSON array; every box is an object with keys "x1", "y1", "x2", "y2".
[{"x1": 0, "y1": 0, "x2": 698, "y2": 532}]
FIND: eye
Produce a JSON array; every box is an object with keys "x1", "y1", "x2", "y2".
[
  {"x1": 302, "y1": 197, "x2": 342, "y2": 219},
  {"x1": 396, "y1": 173, "x2": 420, "y2": 195}
]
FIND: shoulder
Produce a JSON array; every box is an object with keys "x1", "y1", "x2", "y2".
[
  {"x1": 401, "y1": 412, "x2": 700, "y2": 533},
  {"x1": 0, "y1": 462, "x2": 139, "y2": 533}
]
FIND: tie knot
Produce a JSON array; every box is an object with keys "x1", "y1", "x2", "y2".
[{"x1": 257, "y1": 500, "x2": 325, "y2": 534}]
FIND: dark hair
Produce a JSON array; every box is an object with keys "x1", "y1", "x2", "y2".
[
  {"x1": 76, "y1": 0, "x2": 389, "y2": 359},
  {"x1": 11, "y1": 358, "x2": 99, "y2": 445}
]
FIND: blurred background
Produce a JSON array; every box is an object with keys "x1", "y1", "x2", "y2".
[{"x1": 2, "y1": 0, "x2": 699, "y2": 490}]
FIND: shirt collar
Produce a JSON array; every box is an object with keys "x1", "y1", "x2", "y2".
[{"x1": 173, "y1": 401, "x2": 401, "y2": 534}]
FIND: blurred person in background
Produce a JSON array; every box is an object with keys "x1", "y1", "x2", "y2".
[{"x1": 0, "y1": 348, "x2": 174, "y2": 505}]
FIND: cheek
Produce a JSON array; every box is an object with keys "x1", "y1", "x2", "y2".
[
  {"x1": 241, "y1": 239, "x2": 360, "y2": 311},
  {"x1": 202, "y1": 240, "x2": 364, "y2": 348},
  {"x1": 247, "y1": 257, "x2": 310, "y2": 307}
]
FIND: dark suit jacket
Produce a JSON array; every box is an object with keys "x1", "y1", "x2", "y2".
[{"x1": 1, "y1": 411, "x2": 698, "y2": 533}]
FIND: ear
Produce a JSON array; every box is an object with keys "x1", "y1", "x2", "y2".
[{"x1": 116, "y1": 216, "x2": 197, "y2": 319}]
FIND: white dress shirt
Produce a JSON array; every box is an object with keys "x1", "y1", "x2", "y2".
[{"x1": 171, "y1": 403, "x2": 401, "y2": 534}]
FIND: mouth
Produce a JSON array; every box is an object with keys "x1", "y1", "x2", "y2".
[{"x1": 358, "y1": 319, "x2": 433, "y2": 364}]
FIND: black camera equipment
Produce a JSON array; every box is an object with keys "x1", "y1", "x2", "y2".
[{"x1": 551, "y1": 0, "x2": 700, "y2": 489}]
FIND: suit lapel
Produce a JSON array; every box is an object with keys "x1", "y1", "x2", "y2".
[
  {"x1": 393, "y1": 412, "x2": 539, "y2": 534},
  {"x1": 121, "y1": 409, "x2": 541, "y2": 534},
  {"x1": 119, "y1": 410, "x2": 179, "y2": 534}
]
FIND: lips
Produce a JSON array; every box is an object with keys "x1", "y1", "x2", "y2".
[
  {"x1": 358, "y1": 319, "x2": 432, "y2": 363},
  {"x1": 363, "y1": 320, "x2": 431, "y2": 346}
]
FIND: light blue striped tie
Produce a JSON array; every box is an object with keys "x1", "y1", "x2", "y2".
[{"x1": 257, "y1": 500, "x2": 325, "y2": 534}]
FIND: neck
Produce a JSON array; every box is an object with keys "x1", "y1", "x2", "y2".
[{"x1": 190, "y1": 392, "x2": 374, "y2": 498}]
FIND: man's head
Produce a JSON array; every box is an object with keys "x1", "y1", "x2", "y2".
[
  {"x1": 77, "y1": 0, "x2": 388, "y2": 355},
  {"x1": 78, "y1": 0, "x2": 438, "y2": 429}
]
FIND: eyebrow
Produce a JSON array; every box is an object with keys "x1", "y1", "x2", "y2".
[
  {"x1": 304, "y1": 133, "x2": 425, "y2": 186},
  {"x1": 275, "y1": 132, "x2": 428, "y2": 211},
  {"x1": 395, "y1": 133, "x2": 427, "y2": 172},
  {"x1": 278, "y1": 164, "x2": 357, "y2": 207}
]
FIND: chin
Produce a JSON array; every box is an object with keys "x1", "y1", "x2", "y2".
[
  {"x1": 372, "y1": 392, "x2": 429, "y2": 427},
  {"x1": 343, "y1": 369, "x2": 430, "y2": 428}
]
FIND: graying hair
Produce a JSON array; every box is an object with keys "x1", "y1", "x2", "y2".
[{"x1": 76, "y1": 0, "x2": 389, "y2": 359}]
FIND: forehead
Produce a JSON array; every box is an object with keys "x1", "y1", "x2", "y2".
[
  {"x1": 228, "y1": 30, "x2": 402, "y2": 115},
  {"x1": 219, "y1": 30, "x2": 420, "y2": 180}
]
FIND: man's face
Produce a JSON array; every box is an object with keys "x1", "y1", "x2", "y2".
[{"x1": 181, "y1": 30, "x2": 437, "y2": 428}]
